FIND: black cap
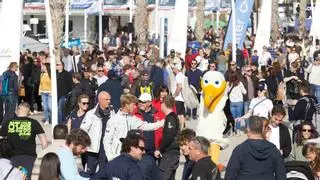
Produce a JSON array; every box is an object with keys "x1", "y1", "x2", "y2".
[
  {"x1": 107, "y1": 70, "x2": 116, "y2": 79},
  {"x1": 170, "y1": 49, "x2": 175, "y2": 54}
]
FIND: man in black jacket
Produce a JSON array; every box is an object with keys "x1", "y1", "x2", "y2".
[
  {"x1": 188, "y1": 136, "x2": 220, "y2": 180},
  {"x1": 225, "y1": 116, "x2": 286, "y2": 180},
  {"x1": 57, "y1": 61, "x2": 73, "y2": 124},
  {"x1": 81, "y1": 66, "x2": 98, "y2": 109},
  {"x1": 154, "y1": 95, "x2": 180, "y2": 180},
  {"x1": 269, "y1": 105, "x2": 292, "y2": 158}
]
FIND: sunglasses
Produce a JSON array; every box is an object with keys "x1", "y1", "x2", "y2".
[
  {"x1": 210, "y1": 65, "x2": 216, "y2": 68},
  {"x1": 230, "y1": 64, "x2": 236, "y2": 66},
  {"x1": 137, "y1": 146, "x2": 145, "y2": 151},
  {"x1": 138, "y1": 100, "x2": 148, "y2": 104},
  {"x1": 302, "y1": 129, "x2": 313, "y2": 133},
  {"x1": 56, "y1": 64, "x2": 62, "y2": 66},
  {"x1": 81, "y1": 102, "x2": 90, "y2": 105},
  {"x1": 97, "y1": 70, "x2": 104, "y2": 72},
  {"x1": 191, "y1": 63, "x2": 197, "y2": 65}
]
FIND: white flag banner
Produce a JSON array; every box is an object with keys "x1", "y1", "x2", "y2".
[
  {"x1": 310, "y1": 1, "x2": 320, "y2": 38},
  {"x1": 71, "y1": 0, "x2": 96, "y2": 9},
  {"x1": 167, "y1": 0, "x2": 188, "y2": 57},
  {"x1": 253, "y1": 0, "x2": 272, "y2": 54},
  {"x1": 0, "y1": 0, "x2": 24, "y2": 74},
  {"x1": 86, "y1": 0, "x2": 100, "y2": 15}
]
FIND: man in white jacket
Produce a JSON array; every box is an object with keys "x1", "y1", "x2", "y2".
[{"x1": 104, "y1": 93, "x2": 165, "y2": 161}]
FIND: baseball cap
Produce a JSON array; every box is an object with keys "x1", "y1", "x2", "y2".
[
  {"x1": 256, "y1": 81, "x2": 267, "y2": 91},
  {"x1": 139, "y1": 93, "x2": 152, "y2": 102},
  {"x1": 170, "y1": 49, "x2": 175, "y2": 54}
]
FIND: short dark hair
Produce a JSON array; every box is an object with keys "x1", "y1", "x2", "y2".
[
  {"x1": 66, "y1": 129, "x2": 91, "y2": 147},
  {"x1": 177, "y1": 129, "x2": 196, "y2": 145},
  {"x1": 53, "y1": 125, "x2": 68, "y2": 140},
  {"x1": 121, "y1": 134, "x2": 145, "y2": 153},
  {"x1": 123, "y1": 64, "x2": 132, "y2": 72},
  {"x1": 0, "y1": 139, "x2": 14, "y2": 159},
  {"x1": 271, "y1": 105, "x2": 286, "y2": 116},
  {"x1": 162, "y1": 95, "x2": 175, "y2": 109},
  {"x1": 72, "y1": 72, "x2": 82, "y2": 81},
  {"x1": 300, "y1": 81, "x2": 311, "y2": 94},
  {"x1": 190, "y1": 136, "x2": 210, "y2": 154},
  {"x1": 247, "y1": 116, "x2": 264, "y2": 135}
]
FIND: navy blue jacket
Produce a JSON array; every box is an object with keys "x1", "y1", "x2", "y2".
[
  {"x1": 91, "y1": 153, "x2": 143, "y2": 180},
  {"x1": 225, "y1": 139, "x2": 286, "y2": 180},
  {"x1": 185, "y1": 69, "x2": 202, "y2": 92},
  {"x1": 98, "y1": 78, "x2": 123, "y2": 112}
]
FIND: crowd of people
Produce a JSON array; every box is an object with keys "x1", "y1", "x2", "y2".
[{"x1": 2, "y1": 24, "x2": 320, "y2": 179}]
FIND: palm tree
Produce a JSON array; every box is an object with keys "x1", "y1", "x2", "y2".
[
  {"x1": 134, "y1": 0, "x2": 149, "y2": 50},
  {"x1": 195, "y1": 0, "x2": 205, "y2": 43},
  {"x1": 49, "y1": 0, "x2": 66, "y2": 62},
  {"x1": 271, "y1": 0, "x2": 279, "y2": 43},
  {"x1": 298, "y1": 0, "x2": 307, "y2": 38}
]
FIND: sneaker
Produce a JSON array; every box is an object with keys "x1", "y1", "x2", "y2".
[
  {"x1": 44, "y1": 121, "x2": 50, "y2": 125},
  {"x1": 29, "y1": 112, "x2": 34, "y2": 116},
  {"x1": 33, "y1": 110, "x2": 39, "y2": 114}
]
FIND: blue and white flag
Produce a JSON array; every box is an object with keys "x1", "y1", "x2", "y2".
[
  {"x1": 86, "y1": 0, "x2": 100, "y2": 15},
  {"x1": 223, "y1": 0, "x2": 254, "y2": 50},
  {"x1": 71, "y1": 0, "x2": 96, "y2": 9}
]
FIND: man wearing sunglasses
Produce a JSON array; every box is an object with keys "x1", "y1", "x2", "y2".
[{"x1": 92, "y1": 132, "x2": 146, "y2": 180}]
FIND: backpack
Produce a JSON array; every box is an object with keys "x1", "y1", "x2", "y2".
[{"x1": 0, "y1": 72, "x2": 10, "y2": 96}]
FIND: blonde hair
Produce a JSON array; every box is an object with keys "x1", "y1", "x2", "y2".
[{"x1": 120, "y1": 93, "x2": 137, "y2": 108}]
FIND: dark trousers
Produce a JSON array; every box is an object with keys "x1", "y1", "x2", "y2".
[
  {"x1": 11, "y1": 155, "x2": 36, "y2": 180},
  {"x1": 3, "y1": 94, "x2": 18, "y2": 125},
  {"x1": 58, "y1": 96, "x2": 66, "y2": 124},
  {"x1": 159, "y1": 153, "x2": 180, "y2": 180},
  {"x1": 0, "y1": 96, "x2": 3, "y2": 124},
  {"x1": 25, "y1": 86, "x2": 35, "y2": 112},
  {"x1": 83, "y1": 145, "x2": 108, "y2": 177},
  {"x1": 33, "y1": 84, "x2": 42, "y2": 111}
]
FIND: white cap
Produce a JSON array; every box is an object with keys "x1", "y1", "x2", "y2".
[{"x1": 138, "y1": 93, "x2": 152, "y2": 102}]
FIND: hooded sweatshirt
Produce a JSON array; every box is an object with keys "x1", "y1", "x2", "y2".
[{"x1": 225, "y1": 139, "x2": 286, "y2": 180}]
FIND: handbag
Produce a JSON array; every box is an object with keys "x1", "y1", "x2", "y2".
[{"x1": 18, "y1": 85, "x2": 25, "y2": 97}]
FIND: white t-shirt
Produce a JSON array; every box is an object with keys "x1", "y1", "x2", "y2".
[
  {"x1": 228, "y1": 82, "x2": 247, "y2": 103},
  {"x1": 269, "y1": 125, "x2": 280, "y2": 150},
  {"x1": 249, "y1": 97, "x2": 273, "y2": 118},
  {"x1": 174, "y1": 72, "x2": 185, "y2": 102},
  {"x1": 258, "y1": 52, "x2": 272, "y2": 67}
]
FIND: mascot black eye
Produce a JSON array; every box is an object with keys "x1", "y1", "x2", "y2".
[
  {"x1": 215, "y1": 81, "x2": 219, "y2": 85},
  {"x1": 204, "y1": 80, "x2": 209, "y2": 84}
]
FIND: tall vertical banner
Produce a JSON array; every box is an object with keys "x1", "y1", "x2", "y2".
[
  {"x1": 253, "y1": 0, "x2": 272, "y2": 54},
  {"x1": 0, "y1": 0, "x2": 24, "y2": 74},
  {"x1": 223, "y1": 0, "x2": 254, "y2": 50},
  {"x1": 167, "y1": 0, "x2": 188, "y2": 57}
]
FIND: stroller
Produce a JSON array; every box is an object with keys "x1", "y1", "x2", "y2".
[{"x1": 285, "y1": 161, "x2": 314, "y2": 180}]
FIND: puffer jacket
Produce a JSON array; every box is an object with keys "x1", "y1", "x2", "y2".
[
  {"x1": 80, "y1": 105, "x2": 115, "y2": 153},
  {"x1": 104, "y1": 110, "x2": 164, "y2": 161}
]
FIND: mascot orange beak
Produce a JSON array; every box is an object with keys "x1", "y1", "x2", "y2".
[{"x1": 201, "y1": 80, "x2": 226, "y2": 112}]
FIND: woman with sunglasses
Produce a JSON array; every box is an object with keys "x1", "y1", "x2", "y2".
[
  {"x1": 292, "y1": 121, "x2": 319, "y2": 161},
  {"x1": 66, "y1": 94, "x2": 90, "y2": 131}
]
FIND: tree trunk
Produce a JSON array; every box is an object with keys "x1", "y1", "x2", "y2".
[
  {"x1": 195, "y1": 0, "x2": 205, "y2": 43},
  {"x1": 271, "y1": 0, "x2": 279, "y2": 43},
  {"x1": 299, "y1": 0, "x2": 307, "y2": 39},
  {"x1": 134, "y1": 0, "x2": 149, "y2": 50},
  {"x1": 50, "y1": 0, "x2": 65, "y2": 62}
]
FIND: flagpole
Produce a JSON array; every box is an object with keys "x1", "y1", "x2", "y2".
[
  {"x1": 129, "y1": 0, "x2": 133, "y2": 45},
  {"x1": 65, "y1": 0, "x2": 70, "y2": 48},
  {"x1": 216, "y1": 10, "x2": 219, "y2": 32},
  {"x1": 44, "y1": 0, "x2": 58, "y2": 131},
  {"x1": 231, "y1": 0, "x2": 236, "y2": 62},
  {"x1": 311, "y1": 0, "x2": 316, "y2": 48},
  {"x1": 84, "y1": 9, "x2": 87, "y2": 47},
  {"x1": 99, "y1": 0, "x2": 103, "y2": 51}
]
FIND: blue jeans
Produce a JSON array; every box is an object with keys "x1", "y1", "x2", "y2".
[
  {"x1": 311, "y1": 84, "x2": 320, "y2": 103},
  {"x1": 230, "y1": 101, "x2": 244, "y2": 130},
  {"x1": 41, "y1": 93, "x2": 52, "y2": 122},
  {"x1": 58, "y1": 96, "x2": 66, "y2": 124},
  {"x1": 2, "y1": 93, "x2": 18, "y2": 126}
]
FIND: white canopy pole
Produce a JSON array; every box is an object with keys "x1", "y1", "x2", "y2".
[
  {"x1": 64, "y1": 0, "x2": 70, "y2": 48},
  {"x1": 99, "y1": 0, "x2": 103, "y2": 50},
  {"x1": 155, "y1": 0, "x2": 159, "y2": 39},
  {"x1": 84, "y1": 9, "x2": 88, "y2": 46},
  {"x1": 129, "y1": 0, "x2": 134, "y2": 45},
  {"x1": 231, "y1": 0, "x2": 236, "y2": 62},
  {"x1": 44, "y1": 0, "x2": 58, "y2": 131}
]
